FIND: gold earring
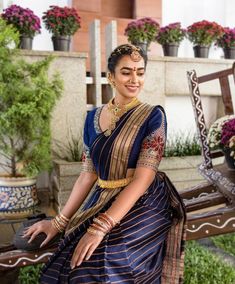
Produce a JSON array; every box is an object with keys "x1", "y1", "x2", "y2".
[{"x1": 107, "y1": 72, "x2": 116, "y2": 88}]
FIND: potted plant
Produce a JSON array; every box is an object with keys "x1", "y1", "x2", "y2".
[
  {"x1": 51, "y1": 128, "x2": 83, "y2": 212},
  {"x1": 207, "y1": 115, "x2": 235, "y2": 168},
  {"x1": 1, "y1": 4, "x2": 41, "y2": 50},
  {"x1": 124, "y1": 17, "x2": 160, "y2": 52},
  {"x1": 0, "y1": 18, "x2": 63, "y2": 218},
  {"x1": 42, "y1": 5, "x2": 81, "y2": 51},
  {"x1": 159, "y1": 133, "x2": 204, "y2": 190},
  {"x1": 216, "y1": 27, "x2": 235, "y2": 59},
  {"x1": 156, "y1": 22, "x2": 186, "y2": 57},
  {"x1": 187, "y1": 20, "x2": 224, "y2": 58}
]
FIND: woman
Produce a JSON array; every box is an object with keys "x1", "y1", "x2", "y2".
[{"x1": 24, "y1": 44, "x2": 186, "y2": 284}]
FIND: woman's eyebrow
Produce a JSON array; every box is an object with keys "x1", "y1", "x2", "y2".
[{"x1": 120, "y1": 67, "x2": 145, "y2": 71}]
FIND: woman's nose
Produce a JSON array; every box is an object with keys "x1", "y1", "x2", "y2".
[{"x1": 130, "y1": 73, "x2": 137, "y2": 83}]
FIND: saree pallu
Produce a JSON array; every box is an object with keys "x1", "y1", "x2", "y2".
[{"x1": 40, "y1": 103, "x2": 186, "y2": 284}]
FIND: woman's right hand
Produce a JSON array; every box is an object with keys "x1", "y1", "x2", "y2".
[{"x1": 23, "y1": 219, "x2": 59, "y2": 248}]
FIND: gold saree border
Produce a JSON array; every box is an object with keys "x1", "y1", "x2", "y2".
[
  {"x1": 66, "y1": 103, "x2": 154, "y2": 234},
  {"x1": 109, "y1": 103, "x2": 155, "y2": 180}
]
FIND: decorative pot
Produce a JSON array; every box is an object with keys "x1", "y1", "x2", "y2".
[
  {"x1": 223, "y1": 147, "x2": 235, "y2": 169},
  {"x1": 52, "y1": 35, "x2": 71, "y2": 51},
  {"x1": 0, "y1": 176, "x2": 38, "y2": 219},
  {"x1": 19, "y1": 35, "x2": 33, "y2": 50},
  {"x1": 223, "y1": 47, "x2": 235, "y2": 59},
  {"x1": 131, "y1": 40, "x2": 149, "y2": 53},
  {"x1": 193, "y1": 45, "x2": 210, "y2": 58},
  {"x1": 162, "y1": 43, "x2": 179, "y2": 57}
]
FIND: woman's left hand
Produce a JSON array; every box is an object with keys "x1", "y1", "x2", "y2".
[{"x1": 71, "y1": 232, "x2": 104, "y2": 269}]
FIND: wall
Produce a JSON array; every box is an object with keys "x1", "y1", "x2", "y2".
[
  {"x1": 161, "y1": 0, "x2": 235, "y2": 138},
  {"x1": 72, "y1": 0, "x2": 162, "y2": 70},
  {"x1": 20, "y1": 50, "x2": 87, "y2": 145}
]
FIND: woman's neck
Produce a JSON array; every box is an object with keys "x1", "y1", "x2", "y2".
[{"x1": 114, "y1": 96, "x2": 136, "y2": 106}]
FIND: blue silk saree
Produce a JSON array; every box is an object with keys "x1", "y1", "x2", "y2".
[{"x1": 40, "y1": 103, "x2": 186, "y2": 284}]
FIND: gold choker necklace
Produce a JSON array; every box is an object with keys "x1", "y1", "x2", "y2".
[{"x1": 104, "y1": 97, "x2": 140, "y2": 136}]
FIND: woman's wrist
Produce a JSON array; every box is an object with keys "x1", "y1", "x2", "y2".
[
  {"x1": 51, "y1": 213, "x2": 70, "y2": 233},
  {"x1": 87, "y1": 211, "x2": 120, "y2": 237}
]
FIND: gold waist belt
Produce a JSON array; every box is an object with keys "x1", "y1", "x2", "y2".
[{"x1": 97, "y1": 177, "x2": 133, "y2": 189}]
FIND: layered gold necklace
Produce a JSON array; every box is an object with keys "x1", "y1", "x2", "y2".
[{"x1": 104, "y1": 97, "x2": 141, "y2": 136}]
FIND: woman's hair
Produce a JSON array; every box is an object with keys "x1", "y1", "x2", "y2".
[{"x1": 107, "y1": 44, "x2": 148, "y2": 74}]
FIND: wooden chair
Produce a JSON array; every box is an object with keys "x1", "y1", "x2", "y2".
[{"x1": 182, "y1": 62, "x2": 235, "y2": 240}]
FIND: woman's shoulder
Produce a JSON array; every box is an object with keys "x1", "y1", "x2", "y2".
[
  {"x1": 142, "y1": 104, "x2": 166, "y2": 133},
  {"x1": 86, "y1": 106, "x2": 102, "y2": 121},
  {"x1": 140, "y1": 103, "x2": 166, "y2": 117}
]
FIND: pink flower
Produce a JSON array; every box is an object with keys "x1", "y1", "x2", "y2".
[
  {"x1": 187, "y1": 20, "x2": 224, "y2": 46},
  {"x1": 124, "y1": 17, "x2": 159, "y2": 44},
  {"x1": 216, "y1": 27, "x2": 235, "y2": 48},
  {"x1": 156, "y1": 22, "x2": 185, "y2": 45},
  {"x1": 42, "y1": 5, "x2": 81, "y2": 36},
  {"x1": 2, "y1": 4, "x2": 41, "y2": 36}
]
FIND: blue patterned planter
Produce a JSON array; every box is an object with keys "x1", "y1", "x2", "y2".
[{"x1": 0, "y1": 176, "x2": 38, "y2": 219}]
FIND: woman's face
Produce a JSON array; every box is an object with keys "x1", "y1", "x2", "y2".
[{"x1": 111, "y1": 55, "x2": 145, "y2": 103}]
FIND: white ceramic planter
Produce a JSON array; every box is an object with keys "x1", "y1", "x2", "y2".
[{"x1": 0, "y1": 176, "x2": 38, "y2": 219}]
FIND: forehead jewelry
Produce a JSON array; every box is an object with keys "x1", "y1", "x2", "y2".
[
  {"x1": 110, "y1": 45, "x2": 142, "y2": 62},
  {"x1": 130, "y1": 46, "x2": 141, "y2": 62}
]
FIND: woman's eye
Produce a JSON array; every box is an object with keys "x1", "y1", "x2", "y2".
[
  {"x1": 137, "y1": 73, "x2": 144, "y2": 77},
  {"x1": 122, "y1": 72, "x2": 130, "y2": 76}
]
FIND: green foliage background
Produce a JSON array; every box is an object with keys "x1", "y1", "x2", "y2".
[{"x1": 0, "y1": 18, "x2": 63, "y2": 177}]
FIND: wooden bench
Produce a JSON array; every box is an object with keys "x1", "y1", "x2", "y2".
[
  {"x1": 0, "y1": 244, "x2": 56, "y2": 271},
  {"x1": 1, "y1": 63, "x2": 235, "y2": 271},
  {"x1": 183, "y1": 63, "x2": 235, "y2": 240}
]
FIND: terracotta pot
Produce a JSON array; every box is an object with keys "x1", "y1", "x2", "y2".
[
  {"x1": 162, "y1": 43, "x2": 179, "y2": 57},
  {"x1": 193, "y1": 45, "x2": 210, "y2": 58}
]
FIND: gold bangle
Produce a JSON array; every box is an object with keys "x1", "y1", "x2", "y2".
[
  {"x1": 98, "y1": 215, "x2": 113, "y2": 229},
  {"x1": 54, "y1": 218, "x2": 64, "y2": 232},
  {"x1": 87, "y1": 227, "x2": 105, "y2": 237},
  {"x1": 51, "y1": 218, "x2": 64, "y2": 233},
  {"x1": 103, "y1": 212, "x2": 118, "y2": 225},
  {"x1": 60, "y1": 213, "x2": 70, "y2": 222},
  {"x1": 93, "y1": 217, "x2": 111, "y2": 231},
  {"x1": 55, "y1": 216, "x2": 67, "y2": 227},
  {"x1": 99, "y1": 213, "x2": 117, "y2": 227},
  {"x1": 90, "y1": 223, "x2": 109, "y2": 234}
]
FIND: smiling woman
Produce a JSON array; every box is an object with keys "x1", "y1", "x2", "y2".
[{"x1": 25, "y1": 44, "x2": 186, "y2": 284}]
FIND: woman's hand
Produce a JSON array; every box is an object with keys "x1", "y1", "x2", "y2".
[
  {"x1": 71, "y1": 232, "x2": 103, "y2": 269},
  {"x1": 23, "y1": 219, "x2": 59, "y2": 248}
]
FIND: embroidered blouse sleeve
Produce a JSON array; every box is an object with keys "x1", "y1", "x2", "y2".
[
  {"x1": 136, "y1": 107, "x2": 167, "y2": 172},
  {"x1": 81, "y1": 113, "x2": 96, "y2": 173}
]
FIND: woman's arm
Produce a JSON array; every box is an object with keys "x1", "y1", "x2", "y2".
[
  {"x1": 70, "y1": 167, "x2": 155, "y2": 268},
  {"x1": 106, "y1": 166, "x2": 155, "y2": 223},
  {"x1": 61, "y1": 171, "x2": 98, "y2": 218},
  {"x1": 24, "y1": 171, "x2": 97, "y2": 245}
]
